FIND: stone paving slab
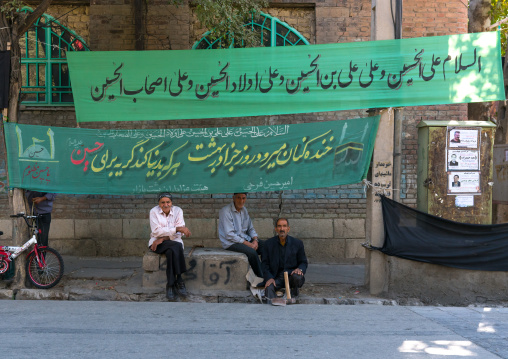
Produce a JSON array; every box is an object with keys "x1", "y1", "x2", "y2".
[
  {"x1": 409, "y1": 306, "x2": 508, "y2": 358},
  {"x1": 69, "y1": 268, "x2": 137, "y2": 280},
  {"x1": 64, "y1": 256, "x2": 142, "y2": 272},
  {"x1": 305, "y1": 263, "x2": 364, "y2": 284},
  {"x1": 0, "y1": 289, "x2": 14, "y2": 300}
]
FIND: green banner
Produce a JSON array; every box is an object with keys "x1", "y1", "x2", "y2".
[
  {"x1": 4, "y1": 117, "x2": 379, "y2": 195},
  {"x1": 67, "y1": 32, "x2": 504, "y2": 123}
]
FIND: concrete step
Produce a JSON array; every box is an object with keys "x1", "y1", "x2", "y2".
[{"x1": 0, "y1": 255, "x2": 374, "y2": 304}]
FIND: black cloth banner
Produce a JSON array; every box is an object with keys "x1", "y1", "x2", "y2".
[
  {"x1": 0, "y1": 51, "x2": 10, "y2": 108},
  {"x1": 373, "y1": 195, "x2": 508, "y2": 271}
]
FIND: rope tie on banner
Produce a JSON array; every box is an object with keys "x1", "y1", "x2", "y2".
[{"x1": 387, "y1": 106, "x2": 393, "y2": 122}]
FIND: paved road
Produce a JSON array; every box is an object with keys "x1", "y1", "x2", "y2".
[{"x1": 1, "y1": 301, "x2": 506, "y2": 358}]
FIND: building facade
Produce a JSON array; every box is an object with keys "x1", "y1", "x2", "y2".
[{"x1": 0, "y1": 0, "x2": 468, "y2": 263}]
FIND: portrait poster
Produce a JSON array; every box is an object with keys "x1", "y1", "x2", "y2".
[
  {"x1": 447, "y1": 127, "x2": 480, "y2": 149},
  {"x1": 447, "y1": 149, "x2": 479, "y2": 171},
  {"x1": 448, "y1": 171, "x2": 481, "y2": 194}
]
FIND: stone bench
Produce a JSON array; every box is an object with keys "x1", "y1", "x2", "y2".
[{"x1": 142, "y1": 247, "x2": 250, "y2": 295}]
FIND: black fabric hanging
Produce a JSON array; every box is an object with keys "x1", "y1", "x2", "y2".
[
  {"x1": 373, "y1": 195, "x2": 508, "y2": 271},
  {"x1": 0, "y1": 51, "x2": 10, "y2": 108}
]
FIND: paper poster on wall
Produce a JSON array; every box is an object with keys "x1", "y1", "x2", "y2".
[
  {"x1": 448, "y1": 127, "x2": 479, "y2": 149},
  {"x1": 455, "y1": 195, "x2": 474, "y2": 207},
  {"x1": 447, "y1": 149, "x2": 479, "y2": 171},
  {"x1": 447, "y1": 171, "x2": 481, "y2": 194}
]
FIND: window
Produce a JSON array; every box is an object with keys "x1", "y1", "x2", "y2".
[
  {"x1": 193, "y1": 12, "x2": 309, "y2": 49},
  {"x1": 20, "y1": 7, "x2": 89, "y2": 106}
]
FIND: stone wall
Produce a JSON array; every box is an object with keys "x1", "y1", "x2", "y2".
[
  {"x1": 0, "y1": 0, "x2": 469, "y2": 263},
  {"x1": 0, "y1": 216, "x2": 363, "y2": 262},
  {"x1": 387, "y1": 257, "x2": 508, "y2": 306}
]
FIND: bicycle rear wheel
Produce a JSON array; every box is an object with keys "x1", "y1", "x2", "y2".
[{"x1": 25, "y1": 247, "x2": 64, "y2": 289}]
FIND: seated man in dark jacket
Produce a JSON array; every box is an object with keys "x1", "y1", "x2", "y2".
[{"x1": 262, "y1": 218, "x2": 308, "y2": 302}]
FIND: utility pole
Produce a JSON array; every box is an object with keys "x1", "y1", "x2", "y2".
[{"x1": 365, "y1": 0, "x2": 401, "y2": 295}]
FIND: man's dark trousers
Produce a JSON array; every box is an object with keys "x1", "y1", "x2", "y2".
[
  {"x1": 153, "y1": 240, "x2": 187, "y2": 287},
  {"x1": 227, "y1": 240, "x2": 265, "y2": 278},
  {"x1": 265, "y1": 271, "x2": 305, "y2": 299},
  {"x1": 37, "y1": 213, "x2": 51, "y2": 247}
]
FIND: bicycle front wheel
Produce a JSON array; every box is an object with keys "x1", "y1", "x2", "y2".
[{"x1": 26, "y1": 247, "x2": 64, "y2": 289}]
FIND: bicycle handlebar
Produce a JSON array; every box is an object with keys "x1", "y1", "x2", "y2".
[
  {"x1": 10, "y1": 213, "x2": 39, "y2": 231},
  {"x1": 10, "y1": 213, "x2": 38, "y2": 218}
]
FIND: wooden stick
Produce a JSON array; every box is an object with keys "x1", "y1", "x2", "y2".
[{"x1": 284, "y1": 271, "x2": 291, "y2": 300}]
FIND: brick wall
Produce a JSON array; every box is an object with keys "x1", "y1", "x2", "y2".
[
  {"x1": 315, "y1": 0, "x2": 371, "y2": 44},
  {"x1": 47, "y1": 5, "x2": 90, "y2": 44},
  {"x1": 399, "y1": 0, "x2": 469, "y2": 205},
  {"x1": 403, "y1": 0, "x2": 468, "y2": 38},
  {"x1": 0, "y1": 0, "x2": 469, "y2": 262}
]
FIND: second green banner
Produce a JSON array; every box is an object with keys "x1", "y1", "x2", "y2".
[{"x1": 5, "y1": 116, "x2": 379, "y2": 194}]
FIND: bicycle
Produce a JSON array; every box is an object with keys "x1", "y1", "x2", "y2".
[{"x1": 0, "y1": 213, "x2": 64, "y2": 289}]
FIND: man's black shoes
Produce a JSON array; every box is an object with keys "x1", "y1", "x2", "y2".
[
  {"x1": 175, "y1": 280, "x2": 188, "y2": 297},
  {"x1": 167, "y1": 276, "x2": 187, "y2": 300},
  {"x1": 290, "y1": 287, "x2": 299, "y2": 298},
  {"x1": 166, "y1": 285, "x2": 177, "y2": 301}
]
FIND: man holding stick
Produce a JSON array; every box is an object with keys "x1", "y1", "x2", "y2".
[{"x1": 262, "y1": 218, "x2": 308, "y2": 304}]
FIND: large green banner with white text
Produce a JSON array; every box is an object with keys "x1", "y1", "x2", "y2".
[
  {"x1": 4, "y1": 116, "x2": 379, "y2": 194},
  {"x1": 67, "y1": 32, "x2": 504, "y2": 123}
]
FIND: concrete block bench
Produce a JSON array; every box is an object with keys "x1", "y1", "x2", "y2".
[{"x1": 142, "y1": 247, "x2": 250, "y2": 294}]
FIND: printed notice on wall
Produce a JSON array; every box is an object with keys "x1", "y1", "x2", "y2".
[
  {"x1": 448, "y1": 127, "x2": 479, "y2": 149},
  {"x1": 448, "y1": 171, "x2": 481, "y2": 194},
  {"x1": 455, "y1": 195, "x2": 474, "y2": 207}
]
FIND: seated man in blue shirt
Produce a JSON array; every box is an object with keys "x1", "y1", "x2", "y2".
[
  {"x1": 218, "y1": 193, "x2": 264, "y2": 278},
  {"x1": 262, "y1": 218, "x2": 308, "y2": 302}
]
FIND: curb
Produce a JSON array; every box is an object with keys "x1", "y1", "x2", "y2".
[{"x1": 0, "y1": 287, "x2": 408, "y2": 305}]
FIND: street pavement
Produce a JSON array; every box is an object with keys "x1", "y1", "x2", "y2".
[{"x1": 0, "y1": 301, "x2": 506, "y2": 359}]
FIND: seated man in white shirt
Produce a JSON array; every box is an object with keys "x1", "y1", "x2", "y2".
[{"x1": 149, "y1": 192, "x2": 191, "y2": 301}]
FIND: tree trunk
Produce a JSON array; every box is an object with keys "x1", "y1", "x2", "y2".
[
  {"x1": 468, "y1": 0, "x2": 492, "y2": 122},
  {"x1": 0, "y1": 0, "x2": 54, "y2": 289},
  {"x1": 4, "y1": 13, "x2": 28, "y2": 289},
  {"x1": 495, "y1": 38, "x2": 508, "y2": 146}
]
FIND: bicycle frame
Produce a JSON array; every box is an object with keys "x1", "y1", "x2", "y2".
[
  {"x1": 0, "y1": 213, "x2": 44, "y2": 273},
  {"x1": 1, "y1": 212, "x2": 63, "y2": 289},
  {"x1": 0, "y1": 235, "x2": 38, "y2": 261}
]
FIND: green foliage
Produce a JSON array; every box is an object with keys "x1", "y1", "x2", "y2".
[
  {"x1": 0, "y1": 0, "x2": 24, "y2": 19},
  {"x1": 491, "y1": 0, "x2": 508, "y2": 54},
  {"x1": 190, "y1": 0, "x2": 268, "y2": 48}
]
